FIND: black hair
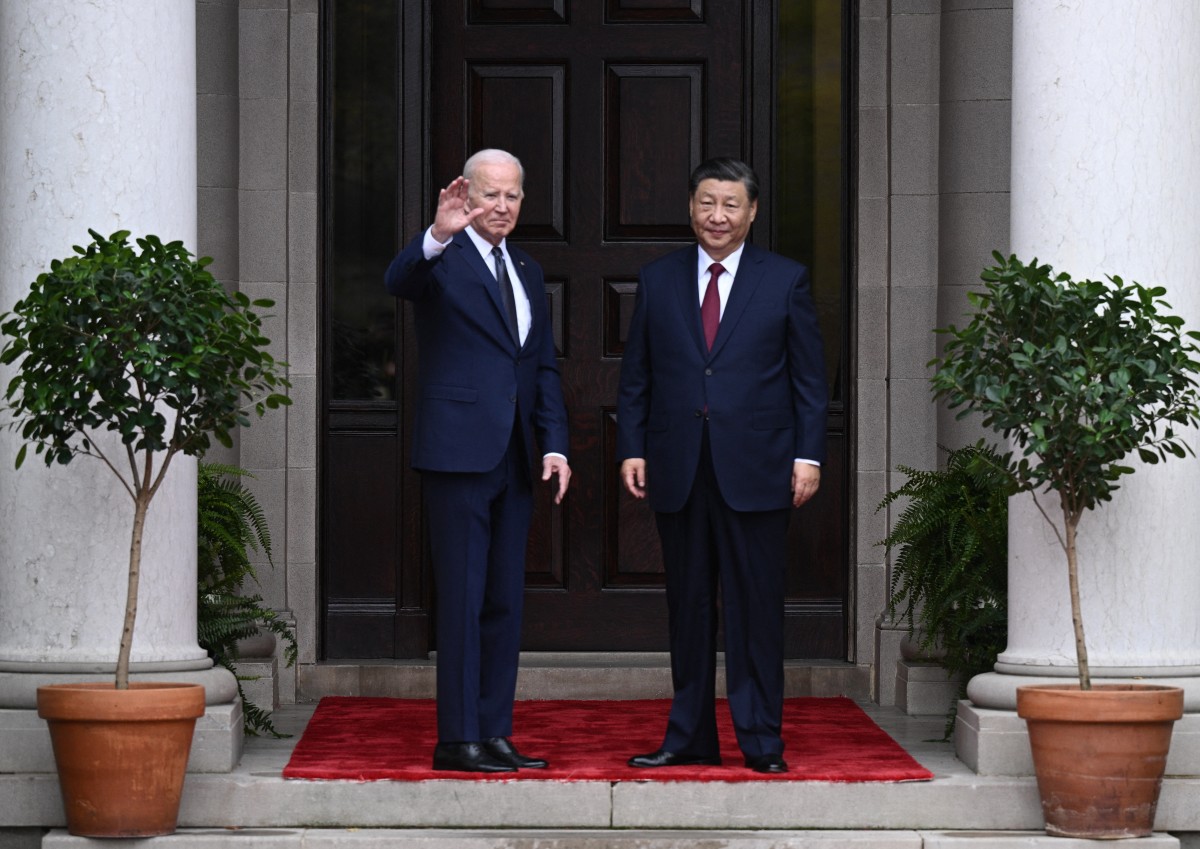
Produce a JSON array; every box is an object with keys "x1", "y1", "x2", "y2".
[{"x1": 688, "y1": 157, "x2": 759, "y2": 203}]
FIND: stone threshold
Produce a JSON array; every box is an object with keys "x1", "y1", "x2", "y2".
[
  {"x1": 32, "y1": 828, "x2": 1188, "y2": 848},
  {"x1": 298, "y1": 655, "x2": 872, "y2": 702}
]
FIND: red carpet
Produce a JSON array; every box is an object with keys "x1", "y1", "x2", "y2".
[{"x1": 283, "y1": 697, "x2": 934, "y2": 783}]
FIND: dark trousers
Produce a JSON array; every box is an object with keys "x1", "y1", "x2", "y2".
[
  {"x1": 655, "y1": 426, "x2": 790, "y2": 759},
  {"x1": 421, "y1": 426, "x2": 531, "y2": 743}
]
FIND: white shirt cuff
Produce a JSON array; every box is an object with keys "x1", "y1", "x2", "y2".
[{"x1": 422, "y1": 226, "x2": 453, "y2": 260}]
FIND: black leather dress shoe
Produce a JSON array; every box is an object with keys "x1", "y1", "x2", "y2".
[
  {"x1": 432, "y1": 741, "x2": 517, "y2": 773},
  {"x1": 627, "y1": 749, "x2": 722, "y2": 768},
  {"x1": 744, "y1": 753, "x2": 788, "y2": 774},
  {"x1": 484, "y1": 736, "x2": 548, "y2": 769}
]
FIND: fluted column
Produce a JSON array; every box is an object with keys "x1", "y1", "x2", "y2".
[
  {"x1": 0, "y1": 1, "x2": 233, "y2": 720},
  {"x1": 958, "y1": 0, "x2": 1200, "y2": 773}
]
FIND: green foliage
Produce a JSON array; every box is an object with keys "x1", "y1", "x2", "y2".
[
  {"x1": 929, "y1": 253, "x2": 1200, "y2": 687},
  {"x1": 931, "y1": 252, "x2": 1200, "y2": 523},
  {"x1": 879, "y1": 443, "x2": 1013, "y2": 735},
  {"x1": 0, "y1": 230, "x2": 292, "y2": 471},
  {"x1": 197, "y1": 462, "x2": 297, "y2": 737},
  {"x1": 0, "y1": 229, "x2": 293, "y2": 689}
]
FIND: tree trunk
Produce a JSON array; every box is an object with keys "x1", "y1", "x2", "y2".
[
  {"x1": 116, "y1": 492, "x2": 151, "y2": 689},
  {"x1": 1063, "y1": 510, "x2": 1089, "y2": 690}
]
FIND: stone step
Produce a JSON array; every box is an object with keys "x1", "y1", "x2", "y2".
[
  {"x1": 299, "y1": 655, "x2": 872, "y2": 702},
  {"x1": 34, "y1": 828, "x2": 1184, "y2": 848},
  {"x1": 6, "y1": 702, "x2": 1198, "y2": 846}
]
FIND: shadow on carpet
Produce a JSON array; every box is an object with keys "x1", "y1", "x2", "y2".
[{"x1": 283, "y1": 697, "x2": 934, "y2": 783}]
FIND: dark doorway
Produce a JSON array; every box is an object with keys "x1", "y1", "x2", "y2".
[{"x1": 321, "y1": 0, "x2": 851, "y2": 659}]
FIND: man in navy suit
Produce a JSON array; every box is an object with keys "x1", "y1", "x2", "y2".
[
  {"x1": 617, "y1": 157, "x2": 827, "y2": 774},
  {"x1": 385, "y1": 149, "x2": 570, "y2": 773}
]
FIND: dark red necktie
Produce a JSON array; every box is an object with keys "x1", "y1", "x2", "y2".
[{"x1": 701, "y1": 262, "x2": 724, "y2": 350}]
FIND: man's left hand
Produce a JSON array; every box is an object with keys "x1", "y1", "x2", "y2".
[
  {"x1": 791, "y1": 462, "x2": 820, "y2": 507},
  {"x1": 543, "y1": 455, "x2": 572, "y2": 504}
]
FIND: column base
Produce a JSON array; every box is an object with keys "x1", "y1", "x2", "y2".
[
  {"x1": 0, "y1": 666, "x2": 244, "y2": 774},
  {"x1": 956, "y1": 671, "x2": 1200, "y2": 776}
]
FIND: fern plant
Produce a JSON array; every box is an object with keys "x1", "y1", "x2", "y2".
[
  {"x1": 197, "y1": 462, "x2": 297, "y2": 736},
  {"x1": 878, "y1": 442, "x2": 1013, "y2": 734}
]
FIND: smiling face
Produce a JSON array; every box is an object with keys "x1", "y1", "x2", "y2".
[
  {"x1": 467, "y1": 160, "x2": 524, "y2": 246},
  {"x1": 689, "y1": 178, "x2": 757, "y2": 262}
]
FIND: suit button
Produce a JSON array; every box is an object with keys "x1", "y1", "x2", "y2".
[
  {"x1": 704, "y1": 368, "x2": 713, "y2": 376},
  {"x1": 509, "y1": 396, "x2": 517, "y2": 403},
  {"x1": 694, "y1": 409, "x2": 703, "y2": 417}
]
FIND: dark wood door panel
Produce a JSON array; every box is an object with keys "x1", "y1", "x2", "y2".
[
  {"x1": 605, "y1": 64, "x2": 705, "y2": 240},
  {"x1": 522, "y1": 593, "x2": 669, "y2": 651},
  {"x1": 605, "y1": 0, "x2": 704, "y2": 24},
  {"x1": 467, "y1": 0, "x2": 567, "y2": 26},
  {"x1": 324, "y1": 429, "x2": 402, "y2": 658},
  {"x1": 467, "y1": 64, "x2": 567, "y2": 240}
]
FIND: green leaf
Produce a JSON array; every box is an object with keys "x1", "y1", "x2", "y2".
[
  {"x1": 0, "y1": 228, "x2": 292, "y2": 481},
  {"x1": 928, "y1": 253, "x2": 1200, "y2": 568}
]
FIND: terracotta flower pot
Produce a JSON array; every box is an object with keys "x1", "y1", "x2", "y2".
[
  {"x1": 1016, "y1": 683, "x2": 1183, "y2": 839},
  {"x1": 37, "y1": 682, "x2": 206, "y2": 837}
]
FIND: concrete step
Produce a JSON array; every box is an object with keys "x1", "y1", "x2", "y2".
[
  {"x1": 33, "y1": 828, "x2": 1185, "y2": 848},
  {"x1": 5, "y1": 701, "x2": 1198, "y2": 845},
  {"x1": 299, "y1": 655, "x2": 872, "y2": 702}
]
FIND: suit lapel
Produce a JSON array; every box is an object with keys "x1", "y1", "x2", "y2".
[
  {"x1": 708, "y1": 243, "x2": 764, "y2": 359},
  {"x1": 451, "y1": 231, "x2": 517, "y2": 349},
  {"x1": 511, "y1": 249, "x2": 535, "y2": 351},
  {"x1": 673, "y1": 246, "x2": 708, "y2": 354}
]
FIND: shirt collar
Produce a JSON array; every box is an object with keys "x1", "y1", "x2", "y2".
[
  {"x1": 697, "y1": 242, "x2": 746, "y2": 279},
  {"x1": 464, "y1": 224, "x2": 506, "y2": 261}
]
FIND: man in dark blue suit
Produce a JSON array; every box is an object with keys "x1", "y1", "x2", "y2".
[
  {"x1": 385, "y1": 149, "x2": 570, "y2": 773},
  {"x1": 617, "y1": 157, "x2": 827, "y2": 774}
]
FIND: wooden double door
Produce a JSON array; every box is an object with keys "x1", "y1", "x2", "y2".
[{"x1": 322, "y1": 0, "x2": 849, "y2": 659}]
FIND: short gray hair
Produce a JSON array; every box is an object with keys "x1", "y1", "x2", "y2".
[{"x1": 463, "y1": 148, "x2": 525, "y2": 189}]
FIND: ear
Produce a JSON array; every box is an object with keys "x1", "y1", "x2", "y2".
[{"x1": 749, "y1": 199, "x2": 758, "y2": 222}]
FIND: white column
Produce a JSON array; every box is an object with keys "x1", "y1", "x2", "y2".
[
  {"x1": 0, "y1": 0, "x2": 214, "y2": 705},
  {"x1": 964, "y1": 0, "x2": 1200, "y2": 727}
]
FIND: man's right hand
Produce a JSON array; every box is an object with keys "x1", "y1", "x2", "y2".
[
  {"x1": 620, "y1": 458, "x2": 647, "y2": 499},
  {"x1": 430, "y1": 176, "x2": 484, "y2": 243}
]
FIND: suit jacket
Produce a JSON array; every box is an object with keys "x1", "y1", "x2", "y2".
[
  {"x1": 616, "y1": 242, "x2": 828, "y2": 513},
  {"x1": 385, "y1": 230, "x2": 569, "y2": 473}
]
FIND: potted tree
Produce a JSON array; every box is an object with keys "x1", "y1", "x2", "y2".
[
  {"x1": 931, "y1": 252, "x2": 1200, "y2": 838},
  {"x1": 0, "y1": 230, "x2": 291, "y2": 837}
]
